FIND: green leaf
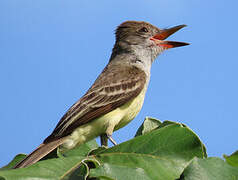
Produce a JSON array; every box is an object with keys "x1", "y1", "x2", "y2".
[
  {"x1": 90, "y1": 153, "x2": 182, "y2": 180},
  {"x1": 135, "y1": 117, "x2": 162, "y2": 136},
  {"x1": 159, "y1": 120, "x2": 207, "y2": 158},
  {"x1": 1, "y1": 119, "x2": 210, "y2": 179},
  {"x1": 89, "y1": 146, "x2": 108, "y2": 156},
  {"x1": 224, "y1": 150, "x2": 238, "y2": 167},
  {"x1": 91, "y1": 123, "x2": 206, "y2": 179},
  {"x1": 0, "y1": 156, "x2": 93, "y2": 180},
  {"x1": 158, "y1": 120, "x2": 186, "y2": 129},
  {"x1": 61, "y1": 162, "x2": 88, "y2": 180},
  {"x1": 181, "y1": 157, "x2": 238, "y2": 180},
  {"x1": 102, "y1": 124, "x2": 206, "y2": 159},
  {"x1": 0, "y1": 154, "x2": 26, "y2": 170}
]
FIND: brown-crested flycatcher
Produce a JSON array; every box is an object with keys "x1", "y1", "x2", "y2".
[{"x1": 14, "y1": 21, "x2": 189, "y2": 168}]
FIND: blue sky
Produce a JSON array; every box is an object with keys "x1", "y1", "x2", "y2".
[{"x1": 0, "y1": 0, "x2": 237, "y2": 167}]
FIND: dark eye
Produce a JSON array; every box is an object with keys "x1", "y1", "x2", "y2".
[{"x1": 139, "y1": 27, "x2": 148, "y2": 33}]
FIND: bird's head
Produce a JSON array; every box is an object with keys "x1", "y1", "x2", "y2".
[{"x1": 112, "y1": 21, "x2": 189, "y2": 62}]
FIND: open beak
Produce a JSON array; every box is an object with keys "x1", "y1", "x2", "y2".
[{"x1": 150, "y1": 25, "x2": 189, "y2": 49}]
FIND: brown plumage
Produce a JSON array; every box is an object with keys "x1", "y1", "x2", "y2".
[
  {"x1": 13, "y1": 20, "x2": 188, "y2": 168},
  {"x1": 44, "y1": 64, "x2": 146, "y2": 143},
  {"x1": 14, "y1": 138, "x2": 66, "y2": 168},
  {"x1": 14, "y1": 64, "x2": 146, "y2": 169}
]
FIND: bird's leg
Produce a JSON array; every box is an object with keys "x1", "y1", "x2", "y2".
[
  {"x1": 100, "y1": 134, "x2": 108, "y2": 147},
  {"x1": 107, "y1": 134, "x2": 117, "y2": 146},
  {"x1": 103, "y1": 123, "x2": 117, "y2": 146},
  {"x1": 100, "y1": 133, "x2": 117, "y2": 146}
]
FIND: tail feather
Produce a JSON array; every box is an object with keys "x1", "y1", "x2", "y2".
[{"x1": 13, "y1": 138, "x2": 65, "y2": 169}]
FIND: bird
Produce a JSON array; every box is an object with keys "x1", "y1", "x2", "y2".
[{"x1": 13, "y1": 20, "x2": 189, "y2": 168}]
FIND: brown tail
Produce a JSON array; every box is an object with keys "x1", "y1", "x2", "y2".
[{"x1": 13, "y1": 138, "x2": 65, "y2": 169}]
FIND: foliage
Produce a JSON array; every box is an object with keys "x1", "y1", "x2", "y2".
[{"x1": 0, "y1": 117, "x2": 237, "y2": 180}]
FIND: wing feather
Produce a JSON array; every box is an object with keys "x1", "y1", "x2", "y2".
[{"x1": 44, "y1": 64, "x2": 146, "y2": 143}]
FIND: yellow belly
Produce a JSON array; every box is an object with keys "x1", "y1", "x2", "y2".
[
  {"x1": 62, "y1": 87, "x2": 147, "y2": 149},
  {"x1": 114, "y1": 87, "x2": 146, "y2": 131}
]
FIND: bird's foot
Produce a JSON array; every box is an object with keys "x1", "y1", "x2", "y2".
[{"x1": 107, "y1": 134, "x2": 117, "y2": 146}]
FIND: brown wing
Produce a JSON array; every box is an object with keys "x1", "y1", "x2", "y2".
[{"x1": 44, "y1": 64, "x2": 146, "y2": 143}]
